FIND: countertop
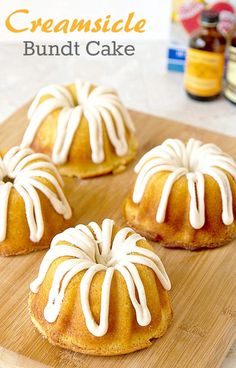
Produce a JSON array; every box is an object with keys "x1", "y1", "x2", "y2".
[{"x1": 0, "y1": 40, "x2": 235, "y2": 368}]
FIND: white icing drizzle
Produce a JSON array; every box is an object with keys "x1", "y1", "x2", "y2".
[
  {"x1": 132, "y1": 138, "x2": 236, "y2": 229},
  {"x1": 21, "y1": 79, "x2": 135, "y2": 165},
  {"x1": 30, "y1": 219, "x2": 171, "y2": 337},
  {"x1": 0, "y1": 147, "x2": 72, "y2": 243}
]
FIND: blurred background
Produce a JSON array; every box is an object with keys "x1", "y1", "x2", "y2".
[{"x1": 0, "y1": 0, "x2": 235, "y2": 136}]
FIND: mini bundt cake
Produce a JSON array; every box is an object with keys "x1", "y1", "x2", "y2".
[
  {"x1": 29, "y1": 219, "x2": 172, "y2": 355},
  {"x1": 21, "y1": 79, "x2": 137, "y2": 178},
  {"x1": 123, "y1": 138, "x2": 236, "y2": 250},
  {"x1": 0, "y1": 146, "x2": 72, "y2": 256}
]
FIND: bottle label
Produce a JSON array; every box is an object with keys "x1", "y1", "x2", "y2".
[
  {"x1": 225, "y1": 46, "x2": 236, "y2": 103},
  {"x1": 184, "y1": 48, "x2": 225, "y2": 97}
]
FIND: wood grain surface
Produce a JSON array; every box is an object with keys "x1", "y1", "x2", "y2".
[{"x1": 0, "y1": 104, "x2": 236, "y2": 368}]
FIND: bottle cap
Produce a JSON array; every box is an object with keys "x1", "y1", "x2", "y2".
[{"x1": 201, "y1": 10, "x2": 219, "y2": 26}]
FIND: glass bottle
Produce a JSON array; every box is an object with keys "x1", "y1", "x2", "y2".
[
  {"x1": 225, "y1": 30, "x2": 236, "y2": 104},
  {"x1": 184, "y1": 10, "x2": 226, "y2": 101}
]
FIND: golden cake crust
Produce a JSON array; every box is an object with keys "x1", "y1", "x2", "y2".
[
  {"x1": 27, "y1": 83, "x2": 137, "y2": 178},
  {"x1": 123, "y1": 172, "x2": 236, "y2": 250},
  {"x1": 28, "y1": 224, "x2": 172, "y2": 355},
  {"x1": 0, "y1": 149, "x2": 72, "y2": 256},
  {"x1": 29, "y1": 270, "x2": 172, "y2": 355},
  {"x1": 0, "y1": 187, "x2": 72, "y2": 256}
]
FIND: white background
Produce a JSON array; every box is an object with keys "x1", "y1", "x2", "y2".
[{"x1": 0, "y1": 0, "x2": 172, "y2": 42}]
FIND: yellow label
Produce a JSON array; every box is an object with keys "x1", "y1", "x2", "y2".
[
  {"x1": 184, "y1": 48, "x2": 225, "y2": 97},
  {"x1": 225, "y1": 47, "x2": 236, "y2": 103}
]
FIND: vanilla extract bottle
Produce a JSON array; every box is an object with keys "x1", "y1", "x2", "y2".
[
  {"x1": 225, "y1": 31, "x2": 236, "y2": 104},
  {"x1": 184, "y1": 10, "x2": 226, "y2": 101}
]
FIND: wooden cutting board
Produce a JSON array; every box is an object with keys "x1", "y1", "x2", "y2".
[{"x1": 0, "y1": 104, "x2": 236, "y2": 368}]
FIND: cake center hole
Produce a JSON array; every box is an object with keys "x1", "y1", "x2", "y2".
[
  {"x1": 94, "y1": 243, "x2": 113, "y2": 266},
  {"x1": 180, "y1": 157, "x2": 199, "y2": 173},
  {"x1": 96, "y1": 253, "x2": 110, "y2": 266},
  {"x1": 2, "y1": 175, "x2": 14, "y2": 184},
  {"x1": 187, "y1": 163, "x2": 199, "y2": 173},
  {"x1": 74, "y1": 87, "x2": 92, "y2": 108}
]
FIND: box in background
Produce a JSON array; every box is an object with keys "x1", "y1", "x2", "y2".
[{"x1": 168, "y1": 0, "x2": 236, "y2": 72}]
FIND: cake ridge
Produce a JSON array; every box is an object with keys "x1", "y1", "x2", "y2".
[
  {"x1": 30, "y1": 218, "x2": 171, "y2": 337},
  {"x1": 21, "y1": 79, "x2": 135, "y2": 165},
  {"x1": 133, "y1": 138, "x2": 236, "y2": 230},
  {"x1": 0, "y1": 146, "x2": 71, "y2": 243}
]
